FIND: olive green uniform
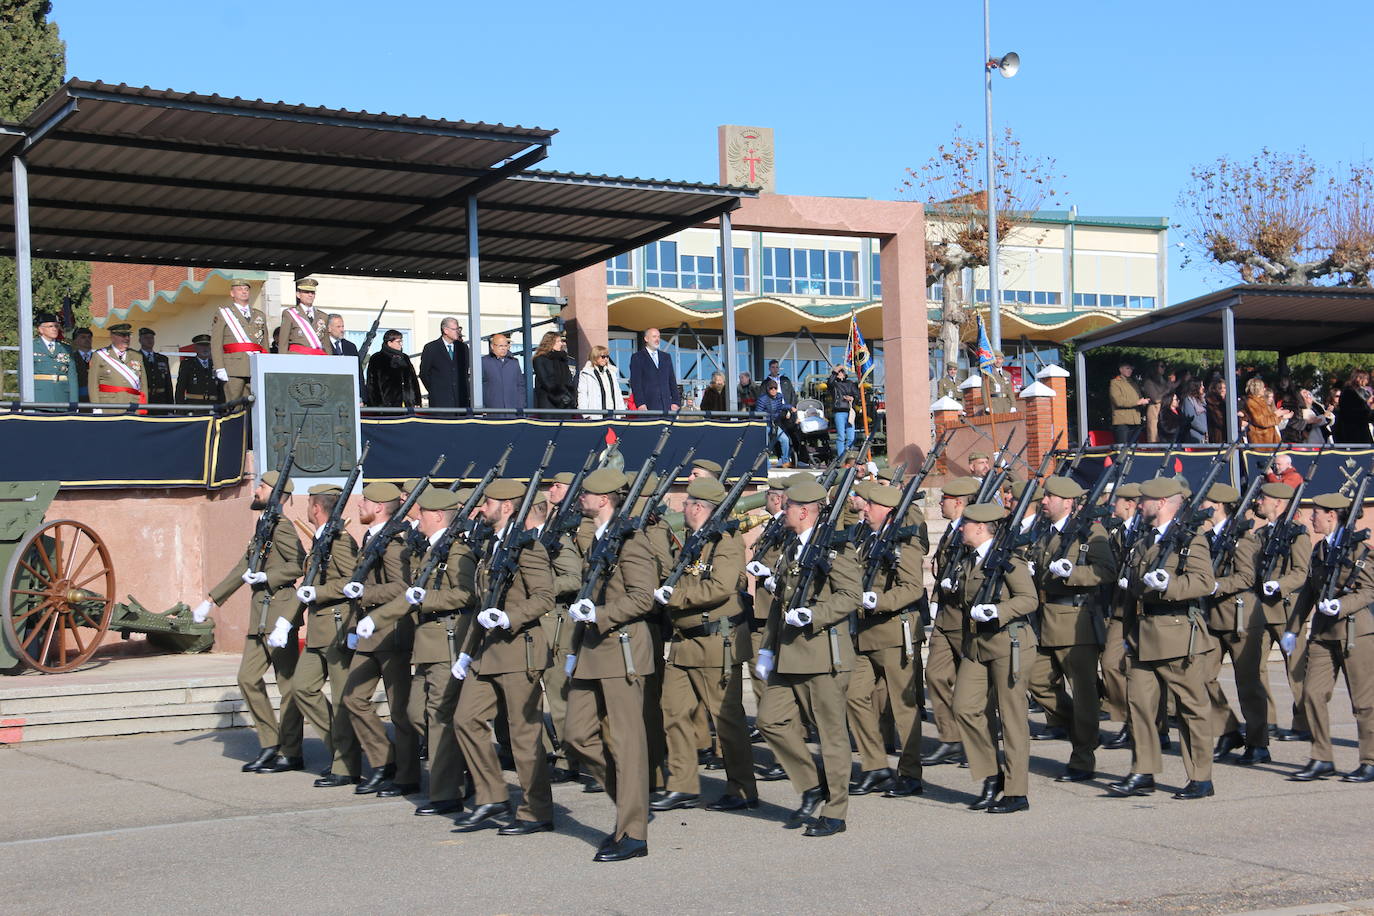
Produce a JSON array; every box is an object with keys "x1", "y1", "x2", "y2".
[
  {"x1": 89, "y1": 346, "x2": 147, "y2": 405},
  {"x1": 928, "y1": 521, "x2": 967, "y2": 743},
  {"x1": 1253, "y1": 522, "x2": 1313, "y2": 737},
  {"x1": 540, "y1": 523, "x2": 585, "y2": 760},
  {"x1": 1204, "y1": 523, "x2": 1268, "y2": 745}
]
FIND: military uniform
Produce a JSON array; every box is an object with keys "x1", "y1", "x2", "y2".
[
  {"x1": 1101, "y1": 486, "x2": 1143, "y2": 730},
  {"x1": 276, "y1": 304, "x2": 330, "y2": 355},
  {"x1": 1109, "y1": 373, "x2": 1146, "y2": 442},
  {"x1": 1251, "y1": 500, "x2": 1313, "y2": 738},
  {"x1": 210, "y1": 282, "x2": 268, "y2": 402},
  {"x1": 31, "y1": 322, "x2": 79, "y2": 404},
  {"x1": 935, "y1": 367, "x2": 964, "y2": 403},
  {"x1": 175, "y1": 336, "x2": 224, "y2": 404},
  {"x1": 927, "y1": 477, "x2": 982, "y2": 752},
  {"x1": 89, "y1": 336, "x2": 147, "y2": 407},
  {"x1": 137, "y1": 330, "x2": 174, "y2": 405},
  {"x1": 985, "y1": 358, "x2": 1014, "y2": 413},
  {"x1": 540, "y1": 514, "x2": 586, "y2": 767},
  {"x1": 632, "y1": 480, "x2": 674, "y2": 792}
]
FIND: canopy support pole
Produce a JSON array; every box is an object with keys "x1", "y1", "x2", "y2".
[
  {"x1": 1223, "y1": 305, "x2": 1240, "y2": 483},
  {"x1": 14, "y1": 156, "x2": 35, "y2": 402},
  {"x1": 467, "y1": 195, "x2": 483, "y2": 409},
  {"x1": 720, "y1": 210, "x2": 738, "y2": 411},
  {"x1": 1075, "y1": 347, "x2": 1087, "y2": 443}
]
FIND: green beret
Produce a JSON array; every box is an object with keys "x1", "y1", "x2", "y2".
[
  {"x1": 584, "y1": 467, "x2": 628, "y2": 495},
  {"x1": 485, "y1": 478, "x2": 525, "y2": 501},
  {"x1": 942, "y1": 476, "x2": 980, "y2": 498},
  {"x1": 969, "y1": 451, "x2": 990, "y2": 461},
  {"x1": 192, "y1": 334, "x2": 211, "y2": 345},
  {"x1": 1042, "y1": 477, "x2": 1085, "y2": 500},
  {"x1": 417, "y1": 488, "x2": 460, "y2": 511},
  {"x1": 1007, "y1": 479, "x2": 1041, "y2": 502},
  {"x1": 784, "y1": 472, "x2": 816, "y2": 488},
  {"x1": 865, "y1": 485, "x2": 901, "y2": 508},
  {"x1": 691, "y1": 458, "x2": 723, "y2": 475},
  {"x1": 402, "y1": 478, "x2": 422, "y2": 493},
  {"x1": 1139, "y1": 477, "x2": 1184, "y2": 499},
  {"x1": 229, "y1": 277, "x2": 252, "y2": 288},
  {"x1": 532, "y1": 491, "x2": 548, "y2": 507},
  {"x1": 308, "y1": 483, "x2": 342, "y2": 496},
  {"x1": 550, "y1": 472, "x2": 575, "y2": 486},
  {"x1": 296, "y1": 278, "x2": 319, "y2": 291},
  {"x1": 852, "y1": 480, "x2": 876, "y2": 502},
  {"x1": 362, "y1": 481, "x2": 401, "y2": 502},
  {"x1": 1115, "y1": 482, "x2": 1142, "y2": 500},
  {"x1": 963, "y1": 502, "x2": 1008, "y2": 524},
  {"x1": 107, "y1": 323, "x2": 133, "y2": 335},
  {"x1": 259, "y1": 470, "x2": 293, "y2": 494},
  {"x1": 877, "y1": 466, "x2": 900, "y2": 482},
  {"x1": 454, "y1": 488, "x2": 475, "y2": 505},
  {"x1": 1313, "y1": 492, "x2": 1352, "y2": 511},
  {"x1": 1260, "y1": 482, "x2": 1295, "y2": 500},
  {"x1": 767, "y1": 475, "x2": 789, "y2": 491},
  {"x1": 1205, "y1": 483, "x2": 1241, "y2": 504},
  {"x1": 686, "y1": 478, "x2": 726, "y2": 504},
  {"x1": 786, "y1": 480, "x2": 828, "y2": 505},
  {"x1": 1174, "y1": 475, "x2": 1192, "y2": 496}
]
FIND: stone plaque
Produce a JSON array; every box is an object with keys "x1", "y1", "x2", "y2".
[
  {"x1": 718, "y1": 125, "x2": 775, "y2": 192},
  {"x1": 250, "y1": 354, "x2": 361, "y2": 489}
]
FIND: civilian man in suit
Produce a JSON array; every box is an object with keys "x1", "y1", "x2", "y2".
[
  {"x1": 418, "y1": 317, "x2": 471, "y2": 409},
  {"x1": 137, "y1": 327, "x2": 174, "y2": 406},
  {"x1": 325, "y1": 314, "x2": 357, "y2": 357},
  {"x1": 629, "y1": 327, "x2": 679, "y2": 413}
]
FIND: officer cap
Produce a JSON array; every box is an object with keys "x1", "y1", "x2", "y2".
[
  {"x1": 1139, "y1": 477, "x2": 1184, "y2": 499},
  {"x1": 1260, "y1": 482, "x2": 1296, "y2": 500},
  {"x1": 258, "y1": 470, "x2": 293, "y2": 494},
  {"x1": 550, "y1": 472, "x2": 575, "y2": 486},
  {"x1": 1312, "y1": 492, "x2": 1352, "y2": 511},
  {"x1": 584, "y1": 467, "x2": 628, "y2": 495},
  {"x1": 485, "y1": 478, "x2": 525, "y2": 501},
  {"x1": 865, "y1": 485, "x2": 902, "y2": 508},
  {"x1": 296, "y1": 278, "x2": 319, "y2": 291},
  {"x1": 35, "y1": 310, "x2": 58, "y2": 325},
  {"x1": 691, "y1": 458, "x2": 722, "y2": 476},
  {"x1": 417, "y1": 488, "x2": 459, "y2": 511},
  {"x1": 138, "y1": 327, "x2": 155, "y2": 337},
  {"x1": 1007, "y1": 479, "x2": 1041, "y2": 502},
  {"x1": 1042, "y1": 477, "x2": 1085, "y2": 500},
  {"x1": 686, "y1": 478, "x2": 727, "y2": 504},
  {"x1": 362, "y1": 481, "x2": 401, "y2": 502},
  {"x1": 1115, "y1": 482, "x2": 1142, "y2": 500},
  {"x1": 192, "y1": 334, "x2": 211, "y2": 345},
  {"x1": 968, "y1": 451, "x2": 990, "y2": 461},
  {"x1": 946, "y1": 361, "x2": 958, "y2": 369},
  {"x1": 1205, "y1": 483, "x2": 1241, "y2": 504},
  {"x1": 942, "y1": 476, "x2": 980, "y2": 498},
  {"x1": 402, "y1": 478, "x2": 422, "y2": 493},
  {"x1": 786, "y1": 479, "x2": 828, "y2": 505},
  {"x1": 229, "y1": 277, "x2": 252, "y2": 289},
  {"x1": 308, "y1": 483, "x2": 342, "y2": 496},
  {"x1": 963, "y1": 502, "x2": 1008, "y2": 524},
  {"x1": 107, "y1": 323, "x2": 133, "y2": 335}
]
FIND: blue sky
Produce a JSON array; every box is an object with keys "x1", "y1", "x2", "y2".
[{"x1": 54, "y1": 0, "x2": 1374, "y2": 304}]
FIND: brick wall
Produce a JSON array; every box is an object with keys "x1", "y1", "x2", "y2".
[{"x1": 89, "y1": 263, "x2": 211, "y2": 318}]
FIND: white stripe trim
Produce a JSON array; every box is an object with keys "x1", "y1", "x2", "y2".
[
  {"x1": 219, "y1": 307, "x2": 253, "y2": 344},
  {"x1": 97, "y1": 349, "x2": 141, "y2": 389},
  {"x1": 287, "y1": 308, "x2": 323, "y2": 350}
]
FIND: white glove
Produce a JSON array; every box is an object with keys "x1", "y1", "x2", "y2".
[
  {"x1": 746, "y1": 561, "x2": 772, "y2": 578},
  {"x1": 1263, "y1": 580, "x2": 1281, "y2": 597},
  {"x1": 1118, "y1": 576, "x2": 1130, "y2": 590},
  {"x1": 754, "y1": 648, "x2": 775, "y2": 681},
  {"x1": 970, "y1": 603, "x2": 999, "y2": 623},
  {"x1": 1210, "y1": 582, "x2": 1219, "y2": 596},
  {"x1": 563, "y1": 653, "x2": 577, "y2": 676},
  {"x1": 191, "y1": 600, "x2": 212, "y2": 624},
  {"x1": 862, "y1": 591, "x2": 879, "y2": 610},
  {"x1": 266, "y1": 616, "x2": 292, "y2": 648},
  {"x1": 1143, "y1": 569, "x2": 1171, "y2": 592},
  {"x1": 654, "y1": 585, "x2": 674, "y2": 605},
  {"x1": 451, "y1": 652, "x2": 472, "y2": 680},
  {"x1": 295, "y1": 585, "x2": 316, "y2": 603},
  {"x1": 355, "y1": 616, "x2": 376, "y2": 640},
  {"x1": 242, "y1": 570, "x2": 267, "y2": 585},
  {"x1": 1027, "y1": 561, "x2": 1037, "y2": 578},
  {"x1": 1318, "y1": 598, "x2": 1341, "y2": 617},
  {"x1": 784, "y1": 607, "x2": 813, "y2": 627},
  {"x1": 346, "y1": 633, "x2": 359, "y2": 650},
  {"x1": 342, "y1": 581, "x2": 364, "y2": 600},
  {"x1": 1049, "y1": 559, "x2": 1073, "y2": 579},
  {"x1": 940, "y1": 577, "x2": 953, "y2": 592},
  {"x1": 569, "y1": 598, "x2": 597, "y2": 623},
  {"x1": 763, "y1": 576, "x2": 778, "y2": 594},
  {"x1": 1279, "y1": 631, "x2": 1298, "y2": 654},
  {"x1": 214, "y1": 368, "x2": 228, "y2": 382},
  {"x1": 405, "y1": 586, "x2": 426, "y2": 606},
  {"x1": 478, "y1": 608, "x2": 510, "y2": 629}
]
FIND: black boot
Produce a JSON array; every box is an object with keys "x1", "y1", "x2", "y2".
[
  {"x1": 1212, "y1": 731, "x2": 1244, "y2": 761},
  {"x1": 1102, "y1": 726, "x2": 1132, "y2": 750},
  {"x1": 242, "y1": 746, "x2": 278, "y2": 773},
  {"x1": 783, "y1": 787, "x2": 826, "y2": 829},
  {"x1": 968, "y1": 774, "x2": 1003, "y2": 810},
  {"x1": 921, "y1": 742, "x2": 965, "y2": 766},
  {"x1": 355, "y1": 764, "x2": 396, "y2": 795},
  {"x1": 1290, "y1": 759, "x2": 1335, "y2": 781}
]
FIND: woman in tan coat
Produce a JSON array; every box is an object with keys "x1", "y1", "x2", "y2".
[{"x1": 1243, "y1": 377, "x2": 1286, "y2": 444}]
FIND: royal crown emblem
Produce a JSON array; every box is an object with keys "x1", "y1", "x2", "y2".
[{"x1": 289, "y1": 379, "x2": 329, "y2": 408}]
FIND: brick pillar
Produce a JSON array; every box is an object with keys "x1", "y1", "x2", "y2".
[
  {"x1": 1036, "y1": 365, "x2": 1071, "y2": 441},
  {"x1": 877, "y1": 219, "x2": 930, "y2": 468},
  {"x1": 1019, "y1": 377, "x2": 1060, "y2": 469},
  {"x1": 559, "y1": 264, "x2": 608, "y2": 367},
  {"x1": 932, "y1": 401, "x2": 963, "y2": 474},
  {"x1": 959, "y1": 375, "x2": 984, "y2": 415}
]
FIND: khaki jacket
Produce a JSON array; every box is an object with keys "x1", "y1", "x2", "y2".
[
  {"x1": 209, "y1": 513, "x2": 303, "y2": 635},
  {"x1": 932, "y1": 520, "x2": 965, "y2": 633},
  {"x1": 372, "y1": 539, "x2": 478, "y2": 666},
  {"x1": 854, "y1": 525, "x2": 927, "y2": 653},
  {"x1": 1291, "y1": 537, "x2": 1374, "y2": 644},
  {"x1": 89, "y1": 347, "x2": 147, "y2": 404},
  {"x1": 275, "y1": 306, "x2": 330, "y2": 354},
  {"x1": 570, "y1": 526, "x2": 657, "y2": 680},
  {"x1": 1207, "y1": 523, "x2": 1259, "y2": 632},
  {"x1": 1031, "y1": 519, "x2": 1114, "y2": 647},
  {"x1": 936, "y1": 376, "x2": 963, "y2": 402},
  {"x1": 954, "y1": 547, "x2": 1039, "y2": 663},
  {"x1": 210, "y1": 306, "x2": 269, "y2": 378},
  {"x1": 320, "y1": 529, "x2": 411, "y2": 653},
  {"x1": 468, "y1": 532, "x2": 554, "y2": 676},
  {"x1": 296, "y1": 531, "x2": 358, "y2": 650},
  {"x1": 664, "y1": 529, "x2": 745, "y2": 668},
  {"x1": 1109, "y1": 376, "x2": 1145, "y2": 426},
  {"x1": 1253, "y1": 523, "x2": 1312, "y2": 626},
  {"x1": 1121, "y1": 523, "x2": 1216, "y2": 662},
  {"x1": 762, "y1": 535, "x2": 862, "y2": 675}
]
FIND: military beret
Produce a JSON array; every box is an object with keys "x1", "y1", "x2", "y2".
[
  {"x1": 296, "y1": 278, "x2": 319, "y2": 291},
  {"x1": 1139, "y1": 477, "x2": 1184, "y2": 499},
  {"x1": 1205, "y1": 483, "x2": 1241, "y2": 504},
  {"x1": 107, "y1": 323, "x2": 133, "y2": 335},
  {"x1": 942, "y1": 476, "x2": 980, "y2": 498},
  {"x1": 786, "y1": 480, "x2": 828, "y2": 505},
  {"x1": 946, "y1": 361, "x2": 958, "y2": 369},
  {"x1": 418, "y1": 488, "x2": 460, "y2": 511},
  {"x1": 584, "y1": 467, "x2": 628, "y2": 495},
  {"x1": 138, "y1": 327, "x2": 155, "y2": 336},
  {"x1": 686, "y1": 478, "x2": 727, "y2": 504},
  {"x1": 865, "y1": 485, "x2": 901, "y2": 508},
  {"x1": 852, "y1": 480, "x2": 876, "y2": 502},
  {"x1": 963, "y1": 502, "x2": 1008, "y2": 524},
  {"x1": 308, "y1": 483, "x2": 342, "y2": 496},
  {"x1": 550, "y1": 472, "x2": 575, "y2": 486},
  {"x1": 784, "y1": 472, "x2": 816, "y2": 488},
  {"x1": 968, "y1": 451, "x2": 990, "y2": 461},
  {"x1": 485, "y1": 478, "x2": 525, "y2": 501},
  {"x1": 1260, "y1": 482, "x2": 1296, "y2": 500},
  {"x1": 229, "y1": 277, "x2": 252, "y2": 288},
  {"x1": 691, "y1": 458, "x2": 722, "y2": 475},
  {"x1": 454, "y1": 488, "x2": 474, "y2": 505},
  {"x1": 1312, "y1": 492, "x2": 1352, "y2": 511},
  {"x1": 1175, "y1": 476, "x2": 1192, "y2": 496},
  {"x1": 259, "y1": 470, "x2": 294, "y2": 494},
  {"x1": 532, "y1": 491, "x2": 548, "y2": 507},
  {"x1": 1007, "y1": 479, "x2": 1041, "y2": 502},
  {"x1": 767, "y1": 475, "x2": 790, "y2": 491},
  {"x1": 35, "y1": 310, "x2": 58, "y2": 325},
  {"x1": 626, "y1": 471, "x2": 660, "y2": 492},
  {"x1": 877, "y1": 466, "x2": 900, "y2": 482},
  {"x1": 1042, "y1": 476, "x2": 1085, "y2": 500},
  {"x1": 402, "y1": 478, "x2": 422, "y2": 493},
  {"x1": 192, "y1": 334, "x2": 211, "y2": 345},
  {"x1": 362, "y1": 481, "x2": 401, "y2": 502},
  {"x1": 1115, "y1": 482, "x2": 1142, "y2": 500}
]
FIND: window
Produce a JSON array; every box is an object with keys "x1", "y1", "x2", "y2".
[
  {"x1": 827, "y1": 250, "x2": 858, "y2": 296},
  {"x1": 928, "y1": 283, "x2": 944, "y2": 302},
  {"x1": 975, "y1": 289, "x2": 989, "y2": 303},
  {"x1": 871, "y1": 252, "x2": 882, "y2": 298},
  {"x1": 1073, "y1": 293, "x2": 1098, "y2": 308},
  {"x1": 1101, "y1": 294, "x2": 1126, "y2": 308},
  {"x1": 716, "y1": 246, "x2": 750, "y2": 292},
  {"x1": 681, "y1": 254, "x2": 716, "y2": 291},
  {"x1": 1032, "y1": 291, "x2": 1061, "y2": 305},
  {"x1": 606, "y1": 252, "x2": 633, "y2": 287},
  {"x1": 1128, "y1": 295, "x2": 1156, "y2": 309},
  {"x1": 644, "y1": 241, "x2": 678, "y2": 289},
  {"x1": 793, "y1": 249, "x2": 827, "y2": 295},
  {"x1": 762, "y1": 247, "x2": 793, "y2": 294}
]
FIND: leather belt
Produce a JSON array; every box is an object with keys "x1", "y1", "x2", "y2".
[
  {"x1": 1044, "y1": 593, "x2": 1091, "y2": 609},
  {"x1": 675, "y1": 619, "x2": 724, "y2": 639},
  {"x1": 1142, "y1": 602, "x2": 1190, "y2": 617},
  {"x1": 418, "y1": 610, "x2": 459, "y2": 625},
  {"x1": 33, "y1": 374, "x2": 68, "y2": 381}
]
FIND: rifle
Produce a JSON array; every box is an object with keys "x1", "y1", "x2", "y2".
[
  {"x1": 1010, "y1": 431, "x2": 1063, "y2": 548},
  {"x1": 347, "y1": 453, "x2": 445, "y2": 586},
  {"x1": 542, "y1": 447, "x2": 599, "y2": 556},
  {"x1": 1211, "y1": 450, "x2": 1277, "y2": 575},
  {"x1": 301, "y1": 440, "x2": 370, "y2": 591},
  {"x1": 247, "y1": 411, "x2": 308, "y2": 574},
  {"x1": 356, "y1": 299, "x2": 388, "y2": 379},
  {"x1": 474, "y1": 440, "x2": 556, "y2": 619},
  {"x1": 664, "y1": 448, "x2": 769, "y2": 590},
  {"x1": 974, "y1": 426, "x2": 1020, "y2": 504},
  {"x1": 717, "y1": 434, "x2": 746, "y2": 481},
  {"x1": 1056, "y1": 434, "x2": 1090, "y2": 478},
  {"x1": 1257, "y1": 445, "x2": 1323, "y2": 583},
  {"x1": 635, "y1": 443, "x2": 695, "y2": 532},
  {"x1": 1312, "y1": 464, "x2": 1373, "y2": 655},
  {"x1": 447, "y1": 460, "x2": 478, "y2": 492},
  {"x1": 456, "y1": 443, "x2": 516, "y2": 557}
]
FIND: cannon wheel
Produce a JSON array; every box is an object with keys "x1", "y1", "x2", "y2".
[{"x1": 1, "y1": 519, "x2": 116, "y2": 673}]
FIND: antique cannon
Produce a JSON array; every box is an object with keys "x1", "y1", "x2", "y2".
[{"x1": 0, "y1": 482, "x2": 214, "y2": 674}]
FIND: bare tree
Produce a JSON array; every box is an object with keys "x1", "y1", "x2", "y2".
[{"x1": 899, "y1": 126, "x2": 1062, "y2": 368}]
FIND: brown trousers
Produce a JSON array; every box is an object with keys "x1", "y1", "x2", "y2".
[
  {"x1": 1127, "y1": 651, "x2": 1213, "y2": 781},
  {"x1": 757, "y1": 671, "x2": 852, "y2": 821},
  {"x1": 1302, "y1": 636, "x2": 1374, "y2": 765},
  {"x1": 455, "y1": 670, "x2": 553, "y2": 822},
  {"x1": 1205, "y1": 628, "x2": 1270, "y2": 746},
  {"x1": 1101, "y1": 618, "x2": 1129, "y2": 722},
  {"x1": 539, "y1": 614, "x2": 570, "y2": 762},
  {"x1": 662, "y1": 663, "x2": 756, "y2": 798},
  {"x1": 925, "y1": 628, "x2": 963, "y2": 743},
  {"x1": 955, "y1": 649, "x2": 1034, "y2": 795},
  {"x1": 222, "y1": 376, "x2": 251, "y2": 403},
  {"x1": 236, "y1": 634, "x2": 304, "y2": 756},
  {"x1": 294, "y1": 643, "x2": 361, "y2": 777},
  {"x1": 343, "y1": 648, "x2": 419, "y2": 782},
  {"x1": 416, "y1": 661, "x2": 467, "y2": 802},
  {"x1": 846, "y1": 644, "x2": 923, "y2": 777},
  {"x1": 565, "y1": 675, "x2": 650, "y2": 842},
  {"x1": 1261, "y1": 623, "x2": 1310, "y2": 732},
  {"x1": 1029, "y1": 643, "x2": 1102, "y2": 772}
]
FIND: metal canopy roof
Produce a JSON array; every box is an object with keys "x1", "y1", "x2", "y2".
[
  {"x1": 1073, "y1": 284, "x2": 1374, "y2": 354},
  {"x1": 0, "y1": 81, "x2": 752, "y2": 286}
]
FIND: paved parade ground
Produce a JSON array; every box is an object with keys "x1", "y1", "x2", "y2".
[{"x1": 2, "y1": 669, "x2": 1372, "y2": 916}]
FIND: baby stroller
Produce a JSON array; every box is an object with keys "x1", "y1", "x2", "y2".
[{"x1": 793, "y1": 398, "x2": 835, "y2": 467}]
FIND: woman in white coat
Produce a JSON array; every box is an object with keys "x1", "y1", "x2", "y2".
[{"x1": 577, "y1": 344, "x2": 627, "y2": 416}]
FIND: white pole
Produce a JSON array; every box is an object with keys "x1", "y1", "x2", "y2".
[{"x1": 983, "y1": 0, "x2": 1002, "y2": 352}]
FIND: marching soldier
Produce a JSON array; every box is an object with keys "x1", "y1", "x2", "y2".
[
  {"x1": 1286, "y1": 491, "x2": 1374, "y2": 782},
  {"x1": 846, "y1": 481, "x2": 928, "y2": 798},
  {"x1": 193, "y1": 471, "x2": 305, "y2": 773},
  {"x1": 688, "y1": 458, "x2": 722, "y2": 480},
  {"x1": 1251, "y1": 482, "x2": 1313, "y2": 743},
  {"x1": 923, "y1": 475, "x2": 981, "y2": 766},
  {"x1": 632, "y1": 473, "x2": 673, "y2": 794},
  {"x1": 1108, "y1": 476, "x2": 1217, "y2": 800},
  {"x1": 31, "y1": 310, "x2": 79, "y2": 404},
  {"x1": 1026, "y1": 476, "x2": 1114, "y2": 781},
  {"x1": 967, "y1": 452, "x2": 992, "y2": 482},
  {"x1": 89, "y1": 323, "x2": 147, "y2": 407},
  {"x1": 743, "y1": 474, "x2": 799, "y2": 783},
  {"x1": 136, "y1": 327, "x2": 174, "y2": 405},
  {"x1": 537, "y1": 473, "x2": 588, "y2": 783},
  {"x1": 651, "y1": 477, "x2": 758, "y2": 813},
  {"x1": 175, "y1": 334, "x2": 224, "y2": 405},
  {"x1": 754, "y1": 478, "x2": 862, "y2": 837},
  {"x1": 451, "y1": 478, "x2": 556, "y2": 833},
  {"x1": 276, "y1": 277, "x2": 331, "y2": 355},
  {"x1": 563, "y1": 468, "x2": 658, "y2": 862},
  {"x1": 210, "y1": 277, "x2": 268, "y2": 402},
  {"x1": 951, "y1": 502, "x2": 1040, "y2": 814}
]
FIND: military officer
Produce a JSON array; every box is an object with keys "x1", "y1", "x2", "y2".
[
  {"x1": 31, "y1": 310, "x2": 79, "y2": 404},
  {"x1": 985, "y1": 352, "x2": 1014, "y2": 413},
  {"x1": 175, "y1": 334, "x2": 224, "y2": 405},
  {"x1": 451, "y1": 478, "x2": 556, "y2": 833},
  {"x1": 276, "y1": 277, "x2": 330, "y2": 355},
  {"x1": 923, "y1": 475, "x2": 981, "y2": 766},
  {"x1": 754, "y1": 478, "x2": 862, "y2": 838},
  {"x1": 935, "y1": 362, "x2": 963, "y2": 403},
  {"x1": 968, "y1": 451, "x2": 992, "y2": 482},
  {"x1": 89, "y1": 323, "x2": 147, "y2": 407},
  {"x1": 846, "y1": 481, "x2": 928, "y2": 798},
  {"x1": 136, "y1": 327, "x2": 174, "y2": 405},
  {"x1": 536, "y1": 473, "x2": 587, "y2": 782},
  {"x1": 688, "y1": 458, "x2": 722, "y2": 480},
  {"x1": 1108, "y1": 476, "x2": 1218, "y2": 800},
  {"x1": 1102, "y1": 482, "x2": 1141, "y2": 748},
  {"x1": 951, "y1": 501, "x2": 1040, "y2": 814},
  {"x1": 651, "y1": 477, "x2": 757, "y2": 813},
  {"x1": 1285, "y1": 491, "x2": 1374, "y2": 782},
  {"x1": 630, "y1": 473, "x2": 673, "y2": 794},
  {"x1": 1109, "y1": 361, "x2": 1150, "y2": 444},
  {"x1": 211, "y1": 277, "x2": 268, "y2": 402},
  {"x1": 193, "y1": 470, "x2": 305, "y2": 773},
  {"x1": 71, "y1": 326, "x2": 93, "y2": 401},
  {"x1": 1250, "y1": 482, "x2": 1313, "y2": 743}
]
